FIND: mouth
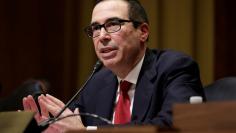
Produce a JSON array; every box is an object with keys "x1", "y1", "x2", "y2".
[
  {"x1": 101, "y1": 47, "x2": 116, "y2": 53},
  {"x1": 99, "y1": 47, "x2": 118, "y2": 59}
]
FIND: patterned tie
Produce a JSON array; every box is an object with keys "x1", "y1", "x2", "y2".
[{"x1": 114, "y1": 80, "x2": 132, "y2": 124}]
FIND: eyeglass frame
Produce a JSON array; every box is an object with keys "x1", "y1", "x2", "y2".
[{"x1": 84, "y1": 18, "x2": 142, "y2": 38}]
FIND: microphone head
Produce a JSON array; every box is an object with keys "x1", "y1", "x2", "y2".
[{"x1": 93, "y1": 60, "x2": 103, "y2": 72}]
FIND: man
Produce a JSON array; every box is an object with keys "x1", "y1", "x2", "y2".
[{"x1": 23, "y1": 0, "x2": 205, "y2": 132}]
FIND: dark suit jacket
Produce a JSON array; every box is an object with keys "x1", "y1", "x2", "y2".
[{"x1": 69, "y1": 49, "x2": 205, "y2": 127}]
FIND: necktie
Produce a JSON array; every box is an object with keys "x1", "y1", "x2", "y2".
[{"x1": 114, "y1": 80, "x2": 132, "y2": 124}]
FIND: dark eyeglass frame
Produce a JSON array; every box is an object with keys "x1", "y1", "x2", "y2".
[{"x1": 84, "y1": 19, "x2": 142, "y2": 38}]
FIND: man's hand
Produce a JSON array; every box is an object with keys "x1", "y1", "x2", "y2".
[
  {"x1": 23, "y1": 95, "x2": 48, "y2": 123},
  {"x1": 22, "y1": 94, "x2": 85, "y2": 132}
]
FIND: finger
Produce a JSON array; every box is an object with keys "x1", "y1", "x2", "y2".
[
  {"x1": 27, "y1": 95, "x2": 41, "y2": 122},
  {"x1": 40, "y1": 94, "x2": 73, "y2": 117},
  {"x1": 46, "y1": 94, "x2": 65, "y2": 108},
  {"x1": 24, "y1": 95, "x2": 41, "y2": 122},
  {"x1": 27, "y1": 95, "x2": 39, "y2": 113},
  {"x1": 40, "y1": 95, "x2": 59, "y2": 109},
  {"x1": 39, "y1": 96, "x2": 62, "y2": 116},
  {"x1": 23, "y1": 97, "x2": 31, "y2": 111},
  {"x1": 74, "y1": 108, "x2": 79, "y2": 114},
  {"x1": 38, "y1": 95, "x2": 49, "y2": 118},
  {"x1": 74, "y1": 108, "x2": 82, "y2": 122}
]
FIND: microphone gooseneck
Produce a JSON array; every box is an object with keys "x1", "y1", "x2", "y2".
[
  {"x1": 48, "y1": 113, "x2": 112, "y2": 125},
  {"x1": 39, "y1": 60, "x2": 103, "y2": 129}
]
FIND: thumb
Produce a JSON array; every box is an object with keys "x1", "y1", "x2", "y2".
[
  {"x1": 74, "y1": 108, "x2": 79, "y2": 114},
  {"x1": 74, "y1": 108, "x2": 83, "y2": 122}
]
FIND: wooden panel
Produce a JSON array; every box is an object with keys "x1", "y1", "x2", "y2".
[
  {"x1": 173, "y1": 101, "x2": 236, "y2": 131},
  {"x1": 67, "y1": 126, "x2": 177, "y2": 133}
]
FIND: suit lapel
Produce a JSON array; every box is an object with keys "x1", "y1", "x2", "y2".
[{"x1": 132, "y1": 49, "x2": 158, "y2": 121}]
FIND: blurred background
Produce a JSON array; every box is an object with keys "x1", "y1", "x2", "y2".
[{"x1": 0, "y1": 0, "x2": 235, "y2": 102}]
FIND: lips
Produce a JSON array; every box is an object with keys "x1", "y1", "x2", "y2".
[
  {"x1": 101, "y1": 47, "x2": 115, "y2": 53},
  {"x1": 99, "y1": 47, "x2": 118, "y2": 59}
]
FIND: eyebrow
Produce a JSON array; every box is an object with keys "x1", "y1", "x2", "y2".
[{"x1": 90, "y1": 17, "x2": 123, "y2": 26}]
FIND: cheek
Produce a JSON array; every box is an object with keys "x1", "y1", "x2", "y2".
[
  {"x1": 120, "y1": 32, "x2": 138, "y2": 47},
  {"x1": 93, "y1": 39, "x2": 99, "y2": 50},
  {"x1": 92, "y1": 40, "x2": 101, "y2": 57},
  {"x1": 114, "y1": 31, "x2": 133, "y2": 45}
]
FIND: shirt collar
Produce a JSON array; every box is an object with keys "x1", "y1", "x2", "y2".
[{"x1": 117, "y1": 54, "x2": 145, "y2": 85}]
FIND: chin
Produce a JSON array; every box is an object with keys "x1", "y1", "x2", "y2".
[{"x1": 102, "y1": 58, "x2": 119, "y2": 69}]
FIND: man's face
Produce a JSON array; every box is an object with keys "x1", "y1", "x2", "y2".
[{"x1": 91, "y1": 0, "x2": 147, "y2": 71}]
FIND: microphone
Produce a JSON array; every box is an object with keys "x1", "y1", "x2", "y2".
[
  {"x1": 38, "y1": 60, "x2": 103, "y2": 129},
  {"x1": 45, "y1": 113, "x2": 112, "y2": 125}
]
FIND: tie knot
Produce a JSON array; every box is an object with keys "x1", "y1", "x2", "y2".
[{"x1": 120, "y1": 80, "x2": 132, "y2": 93}]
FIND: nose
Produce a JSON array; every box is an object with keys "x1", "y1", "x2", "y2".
[
  {"x1": 98, "y1": 27, "x2": 111, "y2": 42},
  {"x1": 99, "y1": 27, "x2": 108, "y2": 37}
]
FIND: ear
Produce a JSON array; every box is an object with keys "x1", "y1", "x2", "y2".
[{"x1": 139, "y1": 23, "x2": 149, "y2": 43}]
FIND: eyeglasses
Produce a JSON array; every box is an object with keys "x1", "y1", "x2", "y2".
[{"x1": 84, "y1": 19, "x2": 141, "y2": 38}]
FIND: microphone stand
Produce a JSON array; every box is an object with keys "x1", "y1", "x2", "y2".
[{"x1": 38, "y1": 60, "x2": 103, "y2": 130}]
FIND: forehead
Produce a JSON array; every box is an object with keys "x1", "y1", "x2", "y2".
[{"x1": 91, "y1": 0, "x2": 129, "y2": 23}]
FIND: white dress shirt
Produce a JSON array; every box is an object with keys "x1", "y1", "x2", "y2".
[{"x1": 112, "y1": 55, "x2": 145, "y2": 123}]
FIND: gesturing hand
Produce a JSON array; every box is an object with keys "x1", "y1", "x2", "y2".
[{"x1": 23, "y1": 94, "x2": 85, "y2": 133}]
